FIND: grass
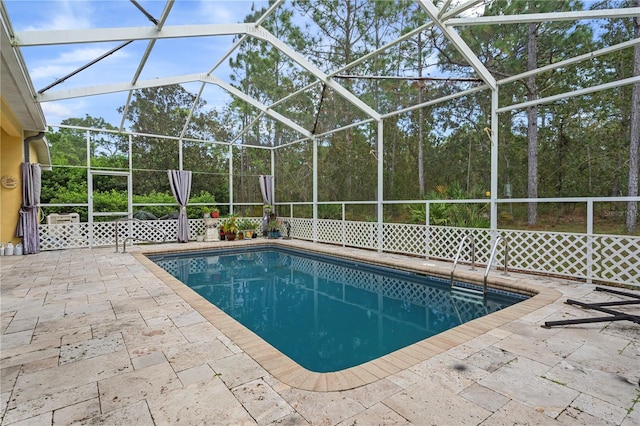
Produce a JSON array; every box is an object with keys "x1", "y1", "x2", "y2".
[
  {"x1": 498, "y1": 202, "x2": 640, "y2": 236},
  {"x1": 628, "y1": 390, "x2": 640, "y2": 415}
]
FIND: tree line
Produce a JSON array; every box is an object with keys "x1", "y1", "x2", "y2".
[{"x1": 42, "y1": 0, "x2": 639, "y2": 233}]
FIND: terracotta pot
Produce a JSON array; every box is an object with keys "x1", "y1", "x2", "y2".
[{"x1": 225, "y1": 232, "x2": 236, "y2": 241}]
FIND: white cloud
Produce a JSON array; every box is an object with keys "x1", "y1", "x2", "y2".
[
  {"x1": 29, "y1": 46, "x2": 130, "y2": 82},
  {"x1": 195, "y1": 0, "x2": 269, "y2": 24},
  {"x1": 41, "y1": 101, "x2": 81, "y2": 123},
  {"x1": 22, "y1": 0, "x2": 93, "y2": 31},
  {"x1": 198, "y1": 1, "x2": 236, "y2": 24},
  {"x1": 58, "y1": 46, "x2": 129, "y2": 63},
  {"x1": 30, "y1": 63, "x2": 75, "y2": 81}
]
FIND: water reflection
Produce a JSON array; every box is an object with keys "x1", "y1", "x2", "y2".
[{"x1": 153, "y1": 249, "x2": 525, "y2": 372}]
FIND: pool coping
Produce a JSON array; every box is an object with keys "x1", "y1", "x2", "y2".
[{"x1": 134, "y1": 239, "x2": 562, "y2": 392}]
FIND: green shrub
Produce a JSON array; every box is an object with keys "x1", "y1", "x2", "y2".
[{"x1": 407, "y1": 182, "x2": 490, "y2": 228}]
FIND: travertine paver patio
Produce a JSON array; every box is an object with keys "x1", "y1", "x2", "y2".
[{"x1": 1, "y1": 240, "x2": 638, "y2": 425}]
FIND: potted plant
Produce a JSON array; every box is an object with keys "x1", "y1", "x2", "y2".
[
  {"x1": 218, "y1": 223, "x2": 226, "y2": 240},
  {"x1": 210, "y1": 207, "x2": 219, "y2": 218},
  {"x1": 201, "y1": 206, "x2": 211, "y2": 218},
  {"x1": 237, "y1": 221, "x2": 245, "y2": 240},
  {"x1": 238, "y1": 218, "x2": 254, "y2": 239},
  {"x1": 220, "y1": 215, "x2": 238, "y2": 241},
  {"x1": 267, "y1": 215, "x2": 280, "y2": 239}
]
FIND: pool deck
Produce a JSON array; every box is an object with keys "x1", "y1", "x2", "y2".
[{"x1": 1, "y1": 239, "x2": 638, "y2": 425}]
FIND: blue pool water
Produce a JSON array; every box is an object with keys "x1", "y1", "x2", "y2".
[{"x1": 149, "y1": 247, "x2": 527, "y2": 373}]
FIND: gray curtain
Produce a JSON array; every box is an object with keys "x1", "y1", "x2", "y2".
[
  {"x1": 259, "y1": 175, "x2": 274, "y2": 234},
  {"x1": 259, "y1": 175, "x2": 273, "y2": 206},
  {"x1": 16, "y1": 163, "x2": 42, "y2": 254},
  {"x1": 168, "y1": 170, "x2": 192, "y2": 243}
]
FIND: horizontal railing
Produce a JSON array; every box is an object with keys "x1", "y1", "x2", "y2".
[{"x1": 38, "y1": 216, "x2": 639, "y2": 287}]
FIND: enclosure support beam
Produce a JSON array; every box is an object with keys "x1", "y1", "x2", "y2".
[
  {"x1": 312, "y1": 137, "x2": 318, "y2": 243},
  {"x1": 440, "y1": 0, "x2": 485, "y2": 21},
  {"x1": 229, "y1": 145, "x2": 234, "y2": 214},
  {"x1": 15, "y1": 23, "x2": 251, "y2": 46},
  {"x1": 37, "y1": 73, "x2": 313, "y2": 140},
  {"x1": 448, "y1": 7, "x2": 640, "y2": 27},
  {"x1": 381, "y1": 84, "x2": 487, "y2": 119},
  {"x1": 86, "y1": 130, "x2": 93, "y2": 247},
  {"x1": 180, "y1": 0, "x2": 284, "y2": 142},
  {"x1": 377, "y1": 120, "x2": 384, "y2": 253},
  {"x1": 418, "y1": 0, "x2": 497, "y2": 91},
  {"x1": 498, "y1": 75, "x2": 640, "y2": 113},
  {"x1": 271, "y1": 149, "x2": 275, "y2": 210},
  {"x1": 587, "y1": 200, "x2": 594, "y2": 284},
  {"x1": 251, "y1": 28, "x2": 381, "y2": 121},
  {"x1": 498, "y1": 38, "x2": 640, "y2": 86},
  {"x1": 328, "y1": 22, "x2": 434, "y2": 79},
  {"x1": 229, "y1": 113, "x2": 265, "y2": 145},
  {"x1": 490, "y1": 89, "x2": 499, "y2": 230},
  {"x1": 120, "y1": 0, "x2": 175, "y2": 131}
]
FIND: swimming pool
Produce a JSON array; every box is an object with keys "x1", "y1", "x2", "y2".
[{"x1": 149, "y1": 246, "x2": 527, "y2": 373}]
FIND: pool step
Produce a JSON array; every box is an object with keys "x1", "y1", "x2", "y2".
[{"x1": 451, "y1": 286, "x2": 485, "y2": 304}]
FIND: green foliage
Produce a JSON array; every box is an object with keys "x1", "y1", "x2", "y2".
[
  {"x1": 37, "y1": 2, "x2": 637, "y2": 235},
  {"x1": 267, "y1": 216, "x2": 280, "y2": 232},
  {"x1": 187, "y1": 191, "x2": 217, "y2": 217},
  {"x1": 237, "y1": 218, "x2": 255, "y2": 231},
  {"x1": 407, "y1": 183, "x2": 490, "y2": 228},
  {"x1": 131, "y1": 191, "x2": 175, "y2": 219},
  {"x1": 220, "y1": 215, "x2": 239, "y2": 234},
  {"x1": 318, "y1": 204, "x2": 341, "y2": 219},
  {"x1": 94, "y1": 189, "x2": 128, "y2": 213},
  {"x1": 41, "y1": 167, "x2": 87, "y2": 204}
]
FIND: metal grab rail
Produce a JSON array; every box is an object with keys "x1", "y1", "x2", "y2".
[
  {"x1": 115, "y1": 217, "x2": 168, "y2": 253},
  {"x1": 450, "y1": 234, "x2": 476, "y2": 287},
  {"x1": 483, "y1": 236, "x2": 509, "y2": 292}
]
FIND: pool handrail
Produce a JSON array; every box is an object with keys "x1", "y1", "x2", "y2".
[
  {"x1": 450, "y1": 234, "x2": 476, "y2": 288},
  {"x1": 115, "y1": 216, "x2": 168, "y2": 253},
  {"x1": 483, "y1": 236, "x2": 509, "y2": 292}
]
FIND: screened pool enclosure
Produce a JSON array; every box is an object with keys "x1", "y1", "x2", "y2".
[{"x1": 2, "y1": 0, "x2": 639, "y2": 286}]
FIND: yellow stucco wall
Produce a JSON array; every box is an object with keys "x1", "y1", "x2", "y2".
[{"x1": 1, "y1": 99, "x2": 25, "y2": 246}]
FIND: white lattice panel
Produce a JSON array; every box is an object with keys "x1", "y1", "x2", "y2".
[
  {"x1": 317, "y1": 220, "x2": 343, "y2": 244},
  {"x1": 428, "y1": 226, "x2": 490, "y2": 263},
  {"x1": 285, "y1": 253, "x2": 507, "y2": 319},
  {"x1": 595, "y1": 235, "x2": 640, "y2": 284},
  {"x1": 247, "y1": 217, "x2": 263, "y2": 232},
  {"x1": 93, "y1": 222, "x2": 118, "y2": 246},
  {"x1": 382, "y1": 223, "x2": 427, "y2": 255},
  {"x1": 344, "y1": 221, "x2": 377, "y2": 249},
  {"x1": 189, "y1": 219, "x2": 205, "y2": 238},
  {"x1": 135, "y1": 220, "x2": 176, "y2": 242},
  {"x1": 149, "y1": 250, "x2": 508, "y2": 321},
  {"x1": 289, "y1": 218, "x2": 314, "y2": 240},
  {"x1": 154, "y1": 257, "x2": 207, "y2": 277},
  {"x1": 502, "y1": 230, "x2": 589, "y2": 278},
  {"x1": 39, "y1": 223, "x2": 90, "y2": 250},
  {"x1": 39, "y1": 218, "x2": 639, "y2": 286}
]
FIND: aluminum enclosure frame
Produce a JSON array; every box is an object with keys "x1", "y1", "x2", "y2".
[{"x1": 2, "y1": 0, "x2": 639, "y2": 240}]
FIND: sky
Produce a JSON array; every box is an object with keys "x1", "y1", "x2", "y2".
[{"x1": 4, "y1": 0, "x2": 270, "y2": 127}]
